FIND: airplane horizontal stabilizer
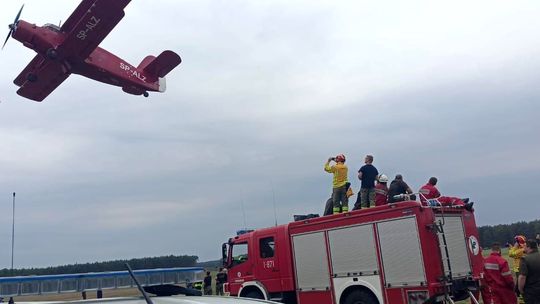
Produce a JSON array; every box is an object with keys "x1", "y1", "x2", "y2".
[{"x1": 142, "y1": 50, "x2": 181, "y2": 79}]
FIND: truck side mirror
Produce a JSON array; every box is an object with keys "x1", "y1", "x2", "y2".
[{"x1": 222, "y1": 243, "x2": 228, "y2": 266}]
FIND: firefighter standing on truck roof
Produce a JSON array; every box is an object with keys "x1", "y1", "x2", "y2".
[
  {"x1": 324, "y1": 154, "x2": 349, "y2": 214},
  {"x1": 323, "y1": 183, "x2": 354, "y2": 216},
  {"x1": 482, "y1": 242, "x2": 517, "y2": 304},
  {"x1": 510, "y1": 235, "x2": 527, "y2": 302},
  {"x1": 374, "y1": 174, "x2": 388, "y2": 206}
]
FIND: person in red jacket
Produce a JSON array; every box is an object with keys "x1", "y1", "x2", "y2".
[
  {"x1": 483, "y1": 242, "x2": 517, "y2": 304},
  {"x1": 374, "y1": 174, "x2": 389, "y2": 206},
  {"x1": 418, "y1": 177, "x2": 474, "y2": 211}
]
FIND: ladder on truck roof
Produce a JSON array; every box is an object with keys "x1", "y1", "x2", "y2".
[
  {"x1": 428, "y1": 196, "x2": 480, "y2": 304},
  {"x1": 0, "y1": 267, "x2": 204, "y2": 298}
]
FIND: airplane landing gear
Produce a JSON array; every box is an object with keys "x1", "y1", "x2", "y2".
[
  {"x1": 143, "y1": 91, "x2": 149, "y2": 97},
  {"x1": 46, "y1": 48, "x2": 58, "y2": 60}
]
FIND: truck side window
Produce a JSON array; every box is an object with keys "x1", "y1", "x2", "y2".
[
  {"x1": 259, "y1": 237, "x2": 275, "y2": 258},
  {"x1": 231, "y1": 242, "x2": 248, "y2": 266}
]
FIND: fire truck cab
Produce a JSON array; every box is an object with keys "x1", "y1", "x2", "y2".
[{"x1": 222, "y1": 201, "x2": 483, "y2": 304}]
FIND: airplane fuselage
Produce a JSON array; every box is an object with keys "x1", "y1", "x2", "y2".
[{"x1": 13, "y1": 20, "x2": 160, "y2": 96}]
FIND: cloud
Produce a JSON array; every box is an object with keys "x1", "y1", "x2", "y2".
[{"x1": 0, "y1": 0, "x2": 539, "y2": 267}]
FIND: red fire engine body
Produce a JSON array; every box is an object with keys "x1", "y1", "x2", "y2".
[{"x1": 222, "y1": 201, "x2": 483, "y2": 304}]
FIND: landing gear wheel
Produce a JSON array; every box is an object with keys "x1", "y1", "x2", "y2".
[
  {"x1": 244, "y1": 290, "x2": 263, "y2": 299},
  {"x1": 143, "y1": 91, "x2": 149, "y2": 97},
  {"x1": 46, "y1": 48, "x2": 58, "y2": 60},
  {"x1": 26, "y1": 73, "x2": 37, "y2": 82},
  {"x1": 343, "y1": 290, "x2": 378, "y2": 304}
]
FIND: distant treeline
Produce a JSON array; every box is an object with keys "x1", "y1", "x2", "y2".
[
  {"x1": 197, "y1": 259, "x2": 222, "y2": 269},
  {"x1": 479, "y1": 219, "x2": 540, "y2": 247},
  {"x1": 0, "y1": 255, "x2": 198, "y2": 277}
]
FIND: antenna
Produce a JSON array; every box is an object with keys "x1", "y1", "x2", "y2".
[
  {"x1": 271, "y1": 180, "x2": 277, "y2": 226},
  {"x1": 240, "y1": 200, "x2": 247, "y2": 229},
  {"x1": 11, "y1": 192, "x2": 16, "y2": 274}
]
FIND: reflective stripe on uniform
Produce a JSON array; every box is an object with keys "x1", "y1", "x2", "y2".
[
  {"x1": 375, "y1": 188, "x2": 387, "y2": 195},
  {"x1": 501, "y1": 271, "x2": 513, "y2": 276},
  {"x1": 485, "y1": 263, "x2": 500, "y2": 270},
  {"x1": 342, "y1": 206, "x2": 348, "y2": 212}
]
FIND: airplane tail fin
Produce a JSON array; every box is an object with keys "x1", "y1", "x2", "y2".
[{"x1": 139, "y1": 50, "x2": 181, "y2": 92}]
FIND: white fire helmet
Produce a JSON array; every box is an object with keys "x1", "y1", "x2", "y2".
[{"x1": 378, "y1": 174, "x2": 388, "y2": 183}]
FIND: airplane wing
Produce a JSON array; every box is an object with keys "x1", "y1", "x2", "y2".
[
  {"x1": 15, "y1": 60, "x2": 70, "y2": 102},
  {"x1": 58, "y1": 0, "x2": 131, "y2": 60},
  {"x1": 13, "y1": 54, "x2": 46, "y2": 87}
]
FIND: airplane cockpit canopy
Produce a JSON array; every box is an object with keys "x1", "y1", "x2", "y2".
[{"x1": 43, "y1": 23, "x2": 61, "y2": 33}]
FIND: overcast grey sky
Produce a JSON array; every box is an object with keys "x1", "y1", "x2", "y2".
[{"x1": 0, "y1": 0, "x2": 539, "y2": 268}]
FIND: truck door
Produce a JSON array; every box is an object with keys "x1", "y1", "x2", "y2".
[
  {"x1": 255, "y1": 235, "x2": 281, "y2": 291},
  {"x1": 228, "y1": 241, "x2": 254, "y2": 293}
]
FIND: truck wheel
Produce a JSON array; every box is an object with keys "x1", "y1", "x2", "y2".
[
  {"x1": 343, "y1": 290, "x2": 378, "y2": 304},
  {"x1": 244, "y1": 290, "x2": 264, "y2": 299}
]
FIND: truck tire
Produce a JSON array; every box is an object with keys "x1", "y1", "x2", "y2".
[
  {"x1": 244, "y1": 290, "x2": 264, "y2": 299},
  {"x1": 343, "y1": 289, "x2": 378, "y2": 304}
]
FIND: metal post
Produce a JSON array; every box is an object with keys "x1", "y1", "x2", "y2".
[{"x1": 11, "y1": 192, "x2": 16, "y2": 274}]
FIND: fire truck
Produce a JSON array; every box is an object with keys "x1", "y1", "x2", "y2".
[{"x1": 221, "y1": 200, "x2": 483, "y2": 304}]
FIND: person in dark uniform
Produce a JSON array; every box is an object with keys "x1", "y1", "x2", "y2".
[
  {"x1": 215, "y1": 268, "x2": 228, "y2": 296},
  {"x1": 387, "y1": 174, "x2": 414, "y2": 204},
  {"x1": 519, "y1": 240, "x2": 540, "y2": 304},
  {"x1": 353, "y1": 155, "x2": 378, "y2": 209},
  {"x1": 203, "y1": 271, "x2": 212, "y2": 295}
]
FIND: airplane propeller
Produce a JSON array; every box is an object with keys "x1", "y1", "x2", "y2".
[{"x1": 2, "y1": 4, "x2": 24, "y2": 50}]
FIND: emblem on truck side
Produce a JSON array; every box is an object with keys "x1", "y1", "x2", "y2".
[{"x1": 468, "y1": 236, "x2": 480, "y2": 255}]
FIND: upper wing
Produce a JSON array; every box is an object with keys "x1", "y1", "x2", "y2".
[
  {"x1": 15, "y1": 60, "x2": 70, "y2": 102},
  {"x1": 58, "y1": 0, "x2": 131, "y2": 59}
]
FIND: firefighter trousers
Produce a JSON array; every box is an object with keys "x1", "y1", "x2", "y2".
[{"x1": 332, "y1": 185, "x2": 348, "y2": 213}]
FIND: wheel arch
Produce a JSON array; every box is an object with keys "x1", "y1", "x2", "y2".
[
  {"x1": 339, "y1": 284, "x2": 380, "y2": 304},
  {"x1": 238, "y1": 281, "x2": 269, "y2": 300}
]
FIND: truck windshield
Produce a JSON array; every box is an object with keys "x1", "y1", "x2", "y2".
[{"x1": 230, "y1": 242, "x2": 248, "y2": 266}]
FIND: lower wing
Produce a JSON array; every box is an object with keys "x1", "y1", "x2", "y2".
[{"x1": 15, "y1": 58, "x2": 70, "y2": 102}]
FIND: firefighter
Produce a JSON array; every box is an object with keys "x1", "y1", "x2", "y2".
[
  {"x1": 483, "y1": 242, "x2": 517, "y2": 304},
  {"x1": 323, "y1": 182, "x2": 354, "y2": 216},
  {"x1": 510, "y1": 235, "x2": 527, "y2": 300},
  {"x1": 418, "y1": 177, "x2": 441, "y2": 204},
  {"x1": 374, "y1": 174, "x2": 388, "y2": 207},
  {"x1": 324, "y1": 154, "x2": 349, "y2": 214},
  {"x1": 203, "y1": 271, "x2": 212, "y2": 295},
  {"x1": 418, "y1": 177, "x2": 474, "y2": 211}
]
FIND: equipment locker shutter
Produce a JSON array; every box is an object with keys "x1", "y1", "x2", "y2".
[
  {"x1": 328, "y1": 224, "x2": 378, "y2": 276},
  {"x1": 292, "y1": 232, "x2": 330, "y2": 291},
  {"x1": 436, "y1": 216, "x2": 471, "y2": 277},
  {"x1": 377, "y1": 217, "x2": 426, "y2": 286}
]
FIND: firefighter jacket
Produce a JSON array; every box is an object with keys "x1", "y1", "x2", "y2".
[
  {"x1": 509, "y1": 245, "x2": 526, "y2": 273},
  {"x1": 374, "y1": 183, "x2": 388, "y2": 206},
  {"x1": 324, "y1": 161, "x2": 348, "y2": 188},
  {"x1": 418, "y1": 183, "x2": 441, "y2": 203},
  {"x1": 484, "y1": 252, "x2": 517, "y2": 304}
]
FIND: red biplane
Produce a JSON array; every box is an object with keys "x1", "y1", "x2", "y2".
[{"x1": 3, "y1": 1, "x2": 182, "y2": 102}]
